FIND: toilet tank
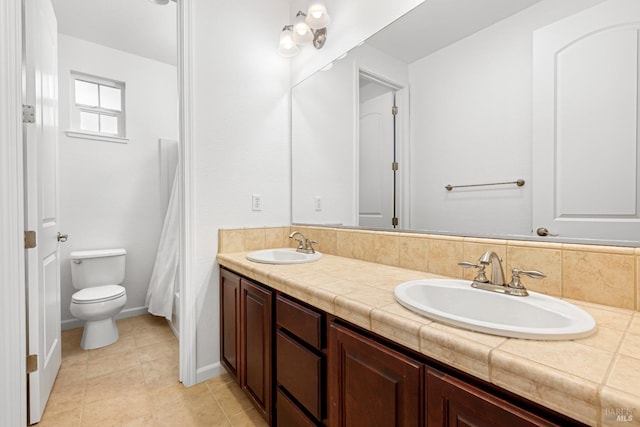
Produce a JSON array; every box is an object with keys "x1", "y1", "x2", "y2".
[{"x1": 70, "y1": 248, "x2": 126, "y2": 290}]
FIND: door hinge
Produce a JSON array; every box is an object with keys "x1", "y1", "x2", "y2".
[
  {"x1": 22, "y1": 104, "x2": 35, "y2": 124},
  {"x1": 392, "y1": 162, "x2": 398, "y2": 171},
  {"x1": 26, "y1": 354, "x2": 38, "y2": 374},
  {"x1": 391, "y1": 105, "x2": 398, "y2": 116},
  {"x1": 25, "y1": 230, "x2": 36, "y2": 249}
]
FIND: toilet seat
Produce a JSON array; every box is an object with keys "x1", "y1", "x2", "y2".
[{"x1": 72, "y1": 285, "x2": 126, "y2": 304}]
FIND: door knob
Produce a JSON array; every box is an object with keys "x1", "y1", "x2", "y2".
[
  {"x1": 536, "y1": 227, "x2": 558, "y2": 237},
  {"x1": 57, "y1": 232, "x2": 68, "y2": 242}
]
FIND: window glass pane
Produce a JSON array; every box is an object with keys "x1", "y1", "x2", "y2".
[
  {"x1": 79, "y1": 111, "x2": 99, "y2": 132},
  {"x1": 99, "y1": 85, "x2": 122, "y2": 111},
  {"x1": 100, "y1": 115, "x2": 118, "y2": 134},
  {"x1": 75, "y1": 80, "x2": 99, "y2": 106}
]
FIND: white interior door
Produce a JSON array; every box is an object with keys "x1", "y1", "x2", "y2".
[
  {"x1": 532, "y1": 0, "x2": 640, "y2": 242},
  {"x1": 359, "y1": 83, "x2": 396, "y2": 229},
  {"x1": 24, "y1": 0, "x2": 62, "y2": 423}
]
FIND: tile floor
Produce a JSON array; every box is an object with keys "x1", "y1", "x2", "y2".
[{"x1": 38, "y1": 315, "x2": 267, "y2": 427}]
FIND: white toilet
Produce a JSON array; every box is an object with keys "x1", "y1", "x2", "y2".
[{"x1": 70, "y1": 248, "x2": 127, "y2": 350}]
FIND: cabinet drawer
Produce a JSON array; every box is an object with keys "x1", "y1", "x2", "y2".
[
  {"x1": 276, "y1": 331, "x2": 322, "y2": 419},
  {"x1": 276, "y1": 389, "x2": 317, "y2": 427},
  {"x1": 276, "y1": 294, "x2": 322, "y2": 349}
]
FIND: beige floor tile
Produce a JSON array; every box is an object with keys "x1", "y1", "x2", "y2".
[
  {"x1": 134, "y1": 326, "x2": 177, "y2": 347},
  {"x1": 147, "y1": 382, "x2": 191, "y2": 410},
  {"x1": 141, "y1": 354, "x2": 180, "y2": 388},
  {"x1": 229, "y1": 407, "x2": 268, "y2": 427},
  {"x1": 122, "y1": 412, "x2": 155, "y2": 427},
  {"x1": 42, "y1": 315, "x2": 253, "y2": 427},
  {"x1": 87, "y1": 335, "x2": 137, "y2": 361},
  {"x1": 81, "y1": 384, "x2": 153, "y2": 426},
  {"x1": 37, "y1": 407, "x2": 82, "y2": 427},
  {"x1": 210, "y1": 381, "x2": 255, "y2": 418},
  {"x1": 187, "y1": 393, "x2": 231, "y2": 427},
  {"x1": 137, "y1": 339, "x2": 179, "y2": 363},
  {"x1": 84, "y1": 362, "x2": 146, "y2": 403},
  {"x1": 153, "y1": 400, "x2": 201, "y2": 427},
  {"x1": 86, "y1": 349, "x2": 141, "y2": 379},
  {"x1": 61, "y1": 329, "x2": 87, "y2": 360},
  {"x1": 205, "y1": 371, "x2": 235, "y2": 389},
  {"x1": 43, "y1": 383, "x2": 84, "y2": 418}
]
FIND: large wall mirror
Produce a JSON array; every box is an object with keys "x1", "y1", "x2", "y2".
[{"x1": 291, "y1": 0, "x2": 640, "y2": 246}]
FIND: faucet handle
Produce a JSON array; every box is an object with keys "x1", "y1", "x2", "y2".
[
  {"x1": 507, "y1": 268, "x2": 545, "y2": 294},
  {"x1": 307, "y1": 239, "x2": 318, "y2": 253},
  {"x1": 458, "y1": 261, "x2": 479, "y2": 268},
  {"x1": 513, "y1": 268, "x2": 546, "y2": 280},
  {"x1": 458, "y1": 261, "x2": 489, "y2": 283}
]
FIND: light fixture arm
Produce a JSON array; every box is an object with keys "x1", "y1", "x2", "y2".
[{"x1": 312, "y1": 27, "x2": 327, "y2": 49}]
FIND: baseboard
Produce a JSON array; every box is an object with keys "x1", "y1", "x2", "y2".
[
  {"x1": 196, "y1": 362, "x2": 225, "y2": 383},
  {"x1": 168, "y1": 317, "x2": 179, "y2": 339},
  {"x1": 61, "y1": 306, "x2": 150, "y2": 331}
]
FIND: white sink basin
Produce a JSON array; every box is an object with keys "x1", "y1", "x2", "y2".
[
  {"x1": 394, "y1": 279, "x2": 596, "y2": 340},
  {"x1": 246, "y1": 248, "x2": 322, "y2": 264}
]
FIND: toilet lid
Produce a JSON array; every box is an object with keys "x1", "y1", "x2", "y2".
[{"x1": 72, "y1": 285, "x2": 126, "y2": 304}]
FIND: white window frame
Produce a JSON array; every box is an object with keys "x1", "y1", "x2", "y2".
[{"x1": 67, "y1": 71, "x2": 129, "y2": 143}]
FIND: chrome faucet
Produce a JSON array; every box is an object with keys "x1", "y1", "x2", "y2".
[
  {"x1": 288, "y1": 231, "x2": 317, "y2": 254},
  {"x1": 478, "y1": 250, "x2": 505, "y2": 286}
]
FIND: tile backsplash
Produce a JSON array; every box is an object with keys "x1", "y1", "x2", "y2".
[{"x1": 218, "y1": 226, "x2": 640, "y2": 312}]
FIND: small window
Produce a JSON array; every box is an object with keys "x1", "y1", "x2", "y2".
[{"x1": 69, "y1": 72, "x2": 126, "y2": 140}]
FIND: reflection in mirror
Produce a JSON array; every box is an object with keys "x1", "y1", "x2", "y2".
[
  {"x1": 292, "y1": 0, "x2": 640, "y2": 245},
  {"x1": 358, "y1": 72, "x2": 400, "y2": 229}
]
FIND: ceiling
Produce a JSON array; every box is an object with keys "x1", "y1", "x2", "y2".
[
  {"x1": 366, "y1": 0, "x2": 544, "y2": 64},
  {"x1": 51, "y1": 0, "x2": 177, "y2": 66}
]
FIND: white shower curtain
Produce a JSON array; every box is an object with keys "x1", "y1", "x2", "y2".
[{"x1": 145, "y1": 168, "x2": 179, "y2": 320}]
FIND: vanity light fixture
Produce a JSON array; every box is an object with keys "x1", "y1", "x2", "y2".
[
  {"x1": 292, "y1": 11, "x2": 314, "y2": 45},
  {"x1": 306, "y1": 1, "x2": 331, "y2": 28},
  {"x1": 278, "y1": 1, "x2": 330, "y2": 57},
  {"x1": 278, "y1": 26, "x2": 300, "y2": 57}
]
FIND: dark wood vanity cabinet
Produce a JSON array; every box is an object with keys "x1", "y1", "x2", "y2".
[
  {"x1": 328, "y1": 322, "x2": 423, "y2": 427},
  {"x1": 220, "y1": 269, "x2": 273, "y2": 424},
  {"x1": 220, "y1": 268, "x2": 583, "y2": 427},
  {"x1": 425, "y1": 369, "x2": 559, "y2": 427},
  {"x1": 220, "y1": 269, "x2": 240, "y2": 378},
  {"x1": 240, "y1": 279, "x2": 273, "y2": 423}
]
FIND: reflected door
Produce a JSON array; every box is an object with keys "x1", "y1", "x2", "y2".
[
  {"x1": 533, "y1": 0, "x2": 640, "y2": 242},
  {"x1": 359, "y1": 78, "x2": 397, "y2": 229}
]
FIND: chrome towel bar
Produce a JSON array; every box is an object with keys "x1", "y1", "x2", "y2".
[{"x1": 445, "y1": 179, "x2": 525, "y2": 191}]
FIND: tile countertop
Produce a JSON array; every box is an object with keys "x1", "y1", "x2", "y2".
[{"x1": 217, "y1": 252, "x2": 640, "y2": 427}]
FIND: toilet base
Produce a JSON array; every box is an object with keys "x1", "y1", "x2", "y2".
[{"x1": 80, "y1": 317, "x2": 119, "y2": 350}]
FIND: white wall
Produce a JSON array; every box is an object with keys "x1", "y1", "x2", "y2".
[
  {"x1": 408, "y1": 0, "x2": 605, "y2": 236},
  {"x1": 58, "y1": 35, "x2": 178, "y2": 325},
  {"x1": 189, "y1": 0, "x2": 425, "y2": 379},
  {"x1": 289, "y1": 0, "x2": 425, "y2": 85},
  {"x1": 190, "y1": 0, "x2": 291, "y2": 377}
]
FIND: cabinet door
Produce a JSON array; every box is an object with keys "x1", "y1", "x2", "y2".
[
  {"x1": 329, "y1": 322, "x2": 423, "y2": 427},
  {"x1": 426, "y1": 369, "x2": 558, "y2": 427},
  {"x1": 241, "y1": 279, "x2": 273, "y2": 423},
  {"x1": 220, "y1": 269, "x2": 240, "y2": 380}
]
